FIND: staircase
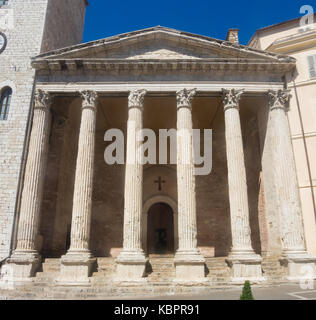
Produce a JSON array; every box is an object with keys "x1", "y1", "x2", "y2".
[
  {"x1": 262, "y1": 257, "x2": 287, "y2": 282},
  {"x1": 33, "y1": 256, "x2": 286, "y2": 285},
  {"x1": 0, "y1": 255, "x2": 293, "y2": 299},
  {"x1": 35, "y1": 256, "x2": 233, "y2": 285},
  {"x1": 146, "y1": 255, "x2": 175, "y2": 283},
  {"x1": 205, "y1": 257, "x2": 231, "y2": 284},
  {"x1": 35, "y1": 258, "x2": 60, "y2": 284},
  {"x1": 90, "y1": 257, "x2": 116, "y2": 286}
]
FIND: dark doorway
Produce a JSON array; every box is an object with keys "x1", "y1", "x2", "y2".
[{"x1": 147, "y1": 202, "x2": 174, "y2": 254}]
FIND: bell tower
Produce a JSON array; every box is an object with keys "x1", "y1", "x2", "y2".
[{"x1": 0, "y1": 0, "x2": 88, "y2": 262}]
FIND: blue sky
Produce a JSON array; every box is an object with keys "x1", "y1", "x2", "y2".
[{"x1": 83, "y1": 1, "x2": 312, "y2": 45}]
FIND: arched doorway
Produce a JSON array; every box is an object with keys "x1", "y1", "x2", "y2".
[{"x1": 147, "y1": 202, "x2": 174, "y2": 254}]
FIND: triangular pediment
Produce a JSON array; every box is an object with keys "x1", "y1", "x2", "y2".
[
  {"x1": 126, "y1": 48, "x2": 201, "y2": 60},
  {"x1": 33, "y1": 26, "x2": 295, "y2": 63}
]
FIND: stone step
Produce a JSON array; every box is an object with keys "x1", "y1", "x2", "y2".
[
  {"x1": 31, "y1": 256, "x2": 293, "y2": 288},
  {"x1": 90, "y1": 258, "x2": 116, "y2": 278},
  {"x1": 205, "y1": 258, "x2": 230, "y2": 275},
  {"x1": 149, "y1": 273, "x2": 174, "y2": 277},
  {"x1": 263, "y1": 270, "x2": 285, "y2": 274},
  {"x1": 42, "y1": 258, "x2": 60, "y2": 265},
  {"x1": 41, "y1": 258, "x2": 61, "y2": 274},
  {"x1": 262, "y1": 263, "x2": 282, "y2": 267},
  {"x1": 150, "y1": 263, "x2": 174, "y2": 267},
  {"x1": 147, "y1": 257, "x2": 175, "y2": 280},
  {"x1": 261, "y1": 259, "x2": 287, "y2": 279},
  {"x1": 207, "y1": 272, "x2": 230, "y2": 276},
  {"x1": 149, "y1": 268, "x2": 174, "y2": 273},
  {"x1": 36, "y1": 272, "x2": 58, "y2": 278},
  {"x1": 96, "y1": 264, "x2": 116, "y2": 270},
  {"x1": 96, "y1": 258, "x2": 116, "y2": 264},
  {"x1": 209, "y1": 278, "x2": 231, "y2": 282},
  {"x1": 263, "y1": 267, "x2": 282, "y2": 271},
  {"x1": 148, "y1": 260, "x2": 174, "y2": 263}
]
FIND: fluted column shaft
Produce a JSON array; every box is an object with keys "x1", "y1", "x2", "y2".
[
  {"x1": 268, "y1": 90, "x2": 305, "y2": 254},
  {"x1": 121, "y1": 89, "x2": 147, "y2": 254},
  {"x1": 68, "y1": 91, "x2": 98, "y2": 253},
  {"x1": 176, "y1": 89, "x2": 199, "y2": 253},
  {"x1": 15, "y1": 90, "x2": 52, "y2": 253},
  {"x1": 223, "y1": 89, "x2": 254, "y2": 254}
]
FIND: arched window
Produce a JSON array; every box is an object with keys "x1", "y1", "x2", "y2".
[{"x1": 0, "y1": 87, "x2": 12, "y2": 120}]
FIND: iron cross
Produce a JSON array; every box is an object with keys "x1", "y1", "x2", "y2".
[{"x1": 154, "y1": 176, "x2": 166, "y2": 191}]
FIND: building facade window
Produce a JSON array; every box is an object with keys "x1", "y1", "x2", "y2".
[
  {"x1": 307, "y1": 55, "x2": 316, "y2": 79},
  {"x1": 0, "y1": 0, "x2": 9, "y2": 6},
  {"x1": 0, "y1": 87, "x2": 12, "y2": 120}
]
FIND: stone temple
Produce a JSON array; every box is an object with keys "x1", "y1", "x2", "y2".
[{"x1": 0, "y1": 1, "x2": 315, "y2": 297}]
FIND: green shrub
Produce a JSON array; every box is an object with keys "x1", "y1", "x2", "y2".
[{"x1": 240, "y1": 280, "x2": 254, "y2": 300}]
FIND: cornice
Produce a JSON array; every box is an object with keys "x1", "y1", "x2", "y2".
[
  {"x1": 267, "y1": 30, "x2": 316, "y2": 54},
  {"x1": 32, "y1": 58, "x2": 295, "y2": 75},
  {"x1": 32, "y1": 27, "x2": 295, "y2": 64}
]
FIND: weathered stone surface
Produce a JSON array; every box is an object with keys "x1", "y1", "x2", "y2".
[
  {"x1": 59, "y1": 90, "x2": 98, "y2": 284},
  {"x1": 222, "y1": 88, "x2": 263, "y2": 281},
  {"x1": 268, "y1": 89, "x2": 316, "y2": 280},
  {"x1": 1, "y1": 90, "x2": 52, "y2": 285},
  {"x1": 115, "y1": 90, "x2": 148, "y2": 281},
  {"x1": 0, "y1": 0, "x2": 87, "y2": 263},
  {"x1": 174, "y1": 89, "x2": 206, "y2": 282}
]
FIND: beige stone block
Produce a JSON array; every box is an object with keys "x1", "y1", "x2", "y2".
[
  {"x1": 198, "y1": 246, "x2": 215, "y2": 258},
  {"x1": 115, "y1": 263, "x2": 147, "y2": 282},
  {"x1": 58, "y1": 254, "x2": 96, "y2": 285},
  {"x1": 174, "y1": 263, "x2": 206, "y2": 282},
  {"x1": 110, "y1": 248, "x2": 122, "y2": 258}
]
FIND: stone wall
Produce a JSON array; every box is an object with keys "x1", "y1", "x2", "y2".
[
  {"x1": 0, "y1": 0, "x2": 86, "y2": 260},
  {"x1": 41, "y1": 0, "x2": 86, "y2": 53},
  {"x1": 0, "y1": 0, "x2": 48, "y2": 260}
]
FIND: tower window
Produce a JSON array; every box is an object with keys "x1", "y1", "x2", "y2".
[
  {"x1": 0, "y1": 87, "x2": 12, "y2": 120},
  {"x1": 0, "y1": 0, "x2": 9, "y2": 6}
]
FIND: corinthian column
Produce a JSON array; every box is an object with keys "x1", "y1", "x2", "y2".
[
  {"x1": 116, "y1": 89, "x2": 148, "y2": 282},
  {"x1": 174, "y1": 88, "x2": 205, "y2": 282},
  {"x1": 268, "y1": 89, "x2": 316, "y2": 280},
  {"x1": 223, "y1": 88, "x2": 263, "y2": 282},
  {"x1": 6, "y1": 89, "x2": 52, "y2": 281},
  {"x1": 59, "y1": 90, "x2": 98, "y2": 284}
]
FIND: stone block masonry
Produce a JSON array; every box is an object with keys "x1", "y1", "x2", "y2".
[{"x1": 0, "y1": 0, "x2": 86, "y2": 261}]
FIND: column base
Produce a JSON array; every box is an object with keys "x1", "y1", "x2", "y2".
[
  {"x1": 280, "y1": 251, "x2": 316, "y2": 280},
  {"x1": 174, "y1": 250, "x2": 206, "y2": 283},
  {"x1": 57, "y1": 250, "x2": 96, "y2": 286},
  {"x1": 115, "y1": 250, "x2": 148, "y2": 282},
  {"x1": 226, "y1": 250, "x2": 265, "y2": 283},
  {"x1": 0, "y1": 251, "x2": 41, "y2": 289}
]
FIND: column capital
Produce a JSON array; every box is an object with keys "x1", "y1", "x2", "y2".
[
  {"x1": 128, "y1": 89, "x2": 147, "y2": 110},
  {"x1": 176, "y1": 88, "x2": 197, "y2": 110},
  {"x1": 268, "y1": 89, "x2": 291, "y2": 111},
  {"x1": 222, "y1": 88, "x2": 244, "y2": 111},
  {"x1": 34, "y1": 89, "x2": 52, "y2": 111},
  {"x1": 80, "y1": 90, "x2": 98, "y2": 110}
]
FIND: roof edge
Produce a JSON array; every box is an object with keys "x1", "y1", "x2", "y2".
[
  {"x1": 32, "y1": 26, "x2": 295, "y2": 64},
  {"x1": 248, "y1": 14, "x2": 316, "y2": 46}
]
